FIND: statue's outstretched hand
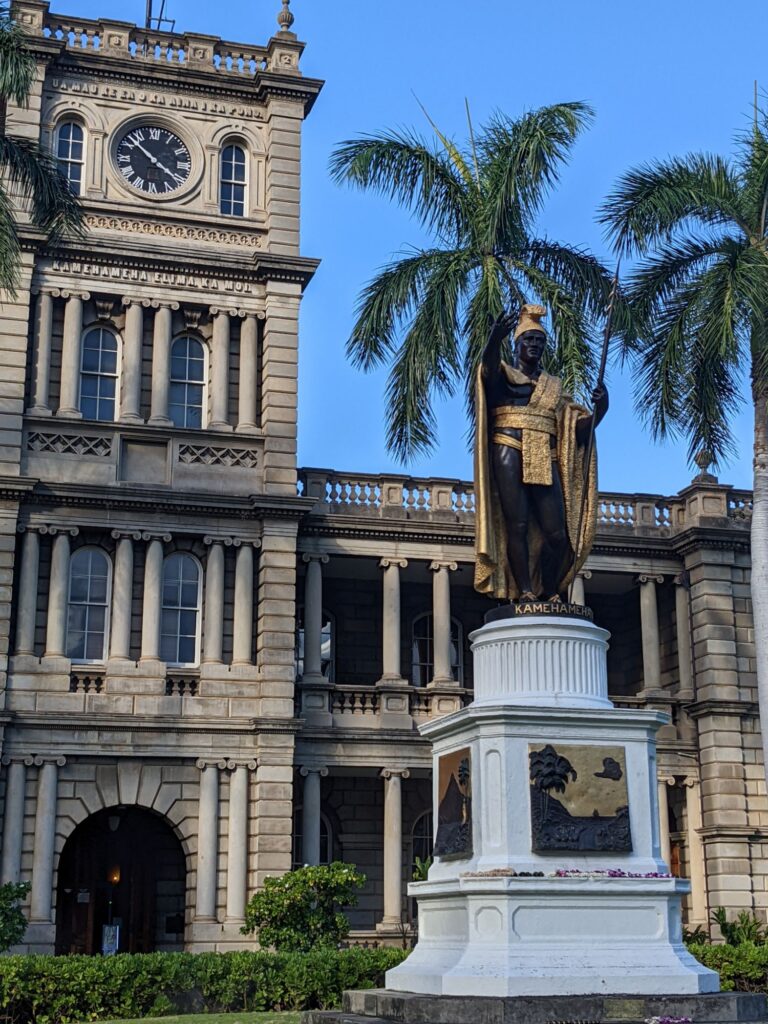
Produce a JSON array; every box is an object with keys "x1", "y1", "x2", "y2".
[
  {"x1": 489, "y1": 311, "x2": 517, "y2": 345},
  {"x1": 591, "y1": 383, "x2": 609, "y2": 423}
]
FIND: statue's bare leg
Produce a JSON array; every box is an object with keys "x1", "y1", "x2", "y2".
[
  {"x1": 529, "y1": 466, "x2": 572, "y2": 598},
  {"x1": 491, "y1": 444, "x2": 536, "y2": 599}
]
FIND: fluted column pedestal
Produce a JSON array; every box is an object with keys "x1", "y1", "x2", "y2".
[{"x1": 377, "y1": 767, "x2": 409, "y2": 934}]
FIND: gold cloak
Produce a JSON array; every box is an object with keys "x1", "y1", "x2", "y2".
[{"x1": 473, "y1": 362, "x2": 598, "y2": 601}]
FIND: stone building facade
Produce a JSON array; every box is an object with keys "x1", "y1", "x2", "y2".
[{"x1": 0, "y1": 0, "x2": 762, "y2": 955}]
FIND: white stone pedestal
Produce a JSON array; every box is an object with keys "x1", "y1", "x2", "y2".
[{"x1": 387, "y1": 615, "x2": 717, "y2": 997}]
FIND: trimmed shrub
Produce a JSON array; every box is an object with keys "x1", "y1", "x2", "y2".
[
  {"x1": 0, "y1": 946, "x2": 407, "y2": 1023},
  {"x1": 688, "y1": 941, "x2": 768, "y2": 993},
  {"x1": 0, "y1": 882, "x2": 30, "y2": 953}
]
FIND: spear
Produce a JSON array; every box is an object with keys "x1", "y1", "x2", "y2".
[{"x1": 569, "y1": 264, "x2": 621, "y2": 602}]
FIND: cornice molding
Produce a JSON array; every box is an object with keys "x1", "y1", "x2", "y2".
[{"x1": 685, "y1": 699, "x2": 759, "y2": 720}]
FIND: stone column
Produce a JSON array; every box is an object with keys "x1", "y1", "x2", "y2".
[
  {"x1": 29, "y1": 290, "x2": 54, "y2": 415},
  {"x1": 226, "y1": 761, "x2": 256, "y2": 922},
  {"x1": 300, "y1": 765, "x2": 328, "y2": 866},
  {"x1": 429, "y1": 561, "x2": 458, "y2": 686},
  {"x1": 15, "y1": 529, "x2": 40, "y2": 655},
  {"x1": 674, "y1": 573, "x2": 695, "y2": 699},
  {"x1": 196, "y1": 759, "x2": 220, "y2": 921},
  {"x1": 58, "y1": 292, "x2": 88, "y2": 417},
  {"x1": 571, "y1": 569, "x2": 592, "y2": 607},
  {"x1": 120, "y1": 298, "x2": 145, "y2": 423},
  {"x1": 30, "y1": 757, "x2": 65, "y2": 922},
  {"x1": 209, "y1": 309, "x2": 232, "y2": 430},
  {"x1": 237, "y1": 313, "x2": 259, "y2": 432},
  {"x1": 109, "y1": 532, "x2": 136, "y2": 661},
  {"x1": 378, "y1": 768, "x2": 409, "y2": 931},
  {"x1": 140, "y1": 537, "x2": 166, "y2": 661},
  {"x1": 379, "y1": 558, "x2": 407, "y2": 684},
  {"x1": 638, "y1": 574, "x2": 664, "y2": 694},
  {"x1": 0, "y1": 758, "x2": 26, "y2": 883},
  {"x1": 232, "y1": 542, "x2": 256, "y2": 665},
  {"x1": 683, "y1": 776, "x2": 708, "y2": 926},
  {"x1": 149, "y1": 303, "x2": 176, "y2": 426},
  {"x1": 301, "y1": 554, "x2": 329, "y2": 681},
  {"x1": 45, "y1": 531, "x2": 74, "y2": 657},
  {"x1": 657, "y1": 774, "x2": 675, "y2": 867},
  {"x1": 203, "y1": 540, "x2": 225, "y2": 664}
]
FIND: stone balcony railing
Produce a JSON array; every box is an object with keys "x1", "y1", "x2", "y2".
[
  {"x1": 297, "y1": 468, "x2": 753, "y2": 535},
  {"x1": 297, "y1": 680, "x2": 473, "y2": 731},
  {"x1": 13, "y1": 0, "x2": 300, "y2": 77}
]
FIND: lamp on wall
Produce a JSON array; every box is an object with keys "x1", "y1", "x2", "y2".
[{"x1": 107, "y1": 865, "x2": 121, "y2": 885}]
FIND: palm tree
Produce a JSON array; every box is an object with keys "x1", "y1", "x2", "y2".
[
  {"x1": 330, "y1": 102, "x2": 629, "y2": 461},
  {"x1": 599, "y1": 117, "x2": 768, "y2": 785},
  {"x1": 0, "y1": 9, "x2": 83, "y2": 293}
]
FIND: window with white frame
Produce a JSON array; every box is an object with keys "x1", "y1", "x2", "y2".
[
  {"x1": 160, "y1": 553, "x2": 201, "y2": 666},
  {"x1": 411, "y1": 810, "x2": 434, "y2": 870},
  {"x1": 294, "y1": 606, "x2": 334, "y2": 681},
  {"x1": 169, "y1": 336, "x2": 206, "y2": 428},
  {"x1": 79, "y1": 326, "x2": 118, "y2": 421},
  {"x1": 219, "y1": 143, "x2": 246, "y2": 216},
  {"x1": 66, "y1": 547, "x2": 111, "y2": 662},
  {"x1": 291, "y1": 807, "x2": 331, "y2": 869},
  {"x1": 411, "y1": 612, "x2": 463, "y2": 686},
  {"x1": 56, "y1": 120, "x2": 85, "y2": 195}
]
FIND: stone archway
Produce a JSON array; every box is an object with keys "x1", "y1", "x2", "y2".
[{"x1": 55, "y1": 806, "x2": 186, "y2": 955}]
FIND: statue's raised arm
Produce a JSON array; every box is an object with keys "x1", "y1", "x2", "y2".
[{"x1": 473, "y1": 304, "x2": 604, "y2": 605}]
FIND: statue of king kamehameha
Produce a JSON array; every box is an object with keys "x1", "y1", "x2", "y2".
[{"x1": 473, "y1": 304, "x2": 608, "y2": 604}]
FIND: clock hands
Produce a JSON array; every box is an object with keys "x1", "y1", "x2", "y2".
[{"x1": 130, "y1": 140, "x2": 182, "y2": 188}]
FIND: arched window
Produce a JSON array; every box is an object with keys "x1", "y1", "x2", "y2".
[
  {"x1": 169, "y1": 336, "x2": 205, "y2": 428},
  {"x1": 56, "y1": 121, "x2": 84, "y2": 195},
  {"x1": 292, "y1": 807, "x2": 331, "y2": 869},
  {"x1": 79, "y1": 326, "x2": 118, "y2": 421},
  {"x1": 160, "y1": 553, "x2": 201, "y2": 667},
  {"x1": 66, "y1": 547, "x2": 111, "y2": 663},
  {"x1": 294, "y1": 606, "x2": 334, "y2": 682},
  {"x1": 411, "y1": 613, "x2": 463, "y2": 686},
  {"x1": 411, "y1": 811, "x2": 434, "y2": 872},
  {"x1": 219, "y1": 144, "x2": 246, "y2": 216}
]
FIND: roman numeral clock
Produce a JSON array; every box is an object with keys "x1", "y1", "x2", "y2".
[{"x1": 114, "y1": 124, "x2": 192, "y2": 195}]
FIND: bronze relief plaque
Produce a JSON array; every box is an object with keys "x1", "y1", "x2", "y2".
[
  {"x1": 434, "y1": 747, "x2": 472, "y2": 859},
  {"x1": 529, "y1": 743, "x2": 632, "y2": 852}
]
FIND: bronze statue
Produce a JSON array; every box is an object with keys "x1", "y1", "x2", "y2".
[{"x1": 473, "y1": 304, "x2": 608, "y2": 603}]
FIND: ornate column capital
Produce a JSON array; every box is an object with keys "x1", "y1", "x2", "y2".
[
  {"x1": 25, "y1": 755, "x2": 66, "y2": 767},
  {"x1": 578, "y1": 569, "x2": 593, "y2": 581},
  {"x1": 36, "y1": 525, "x2": 79, "y2": 537},
  {"x1": 380, "y1": 768, "x2": 410, "y2": 780},
  {"x1": 110, "y1": 529, "x2": 143, "y2": 541},
  {"x1": 658, "y1": 773, "x2": 676, "y2": 787},
  {"x1": 225, "y1": 759, "x2": 258, "y2": 771},
  {"x1": 674, "y1": 571, "x2": 691, "y2": 588},
  {"x1": 299, "y1": 765, "x2": 329, "y2": 778},
  {"x1": 1, "y1": 755, "x2": 28, "y2": 766},
  {"x1": 637, "y1": 574, "x2": 664, "y2": 585},
  {"x1": 142, "y1": 531, "x2": 172, "y2": 543},
  {"x1": 429, "y1": 560, "x2": 458, "y2": 572},
  {"x1": 379, "y1": 558, "x2": 408, "y2": 570},
  {"x1": 60, "y1": 289, "x2": 91, "y2": 301},
  {"x1": 151, "y1": 300, "x2": 180, "y2": 311},
  {"x1": 196, "y1": 758, "x2": 230, "y2": 770},
  {"x1": 210, "y1": 306, "x2": 242, "y2": 318},
  {"x1": 302, "y1": 553, "x2": 329, "y2": 565},
  {"x1": 681, "y1": 774, "x2": 700, "y2": 789}
]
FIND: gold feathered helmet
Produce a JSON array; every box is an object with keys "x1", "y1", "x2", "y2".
[{"x1": 513, "y1": 303, "x2": 548, "y2": 341}]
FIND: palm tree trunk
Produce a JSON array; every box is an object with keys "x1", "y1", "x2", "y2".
[{"x1": 751, "y1": 382, "x2": 768, "y2": 789}]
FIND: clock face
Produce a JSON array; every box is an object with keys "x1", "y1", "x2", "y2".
[{"x1": 115, "y1": 125, "x2": 192, "y2": 196}]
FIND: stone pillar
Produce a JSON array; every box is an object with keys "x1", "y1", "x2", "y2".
[
  {"x1": 237, "y1": 313, "x2": 259, "y2": 432},
  {"x1": 109, "y1": 532, "x2": 135, "y2": 661},
  {"x1": 674, "y1": 573, "x2": 695, "y2": 699},
  {"x1": 571, "y1": 569, "x2": 592, "y2": 607},
  {"x1": 683, "y1": 776, "x2": 708, "y2": 926},
  {"x1": 300, "y1": 765, "x2": 328, "y2": 866},
  {"x1": 15, "y1": 529, "x2": 40, "y2": 655},
  {"x1": 30, "y1": 757, "x2": 65, "y2": 922},
  {"x1": 210, "y1": 309, "x2": 231, "y2": 430},
  {"x1": 657, "y1": 774, "x2": 675, "y2": 867},
  {"x1": 429, "y1": 561, "x2": 457, "y2": 686},
  {"x1": 638, "y1": 574, "x2": 664, "y2": 695},
  {"x1": 45, "y1": 531, "x2": 73, "y2": 657},
  {"x1": 58, "y1": 292, "x2": 88, "y2": 417},
  {"x1": 120, "y1": 298, "x2": 144, "y2": 423},
  {"x1": 379, "y1": 558, "x2": 407, "y2": 684},
  {"x1": 140, "y1": 537, "x2": 166, "y2": 661},
  {"x1": 378, "y1": 767, "x2": 410, "y2": 932},
  {"x1": 29, "y1": 290, "x2": 54, "y2": 414},
  {"x1": 232, "y1": 542, "x2": 256, "y2": 665},
  {"x1": 226, "y1": 761, "x2": 256, "y2": 922},
  {"x1": 203, "y1": 540, "x2": 225, "y2": 664},
  {"x1": 256, "y1": 519, "x2": 298, "y2": 718},
  {"x1": 196, "y1": 760, "x2": 220, "y2": 921},
  {"x1": 149, "y1": 303, "x2": 176, "y2": 426},
  {"x1": 0, "y1": 758, "x2": 26, "y2": 883},
  {"x1": 300, "y1": 554, "x2": 329, "y2": 681}
]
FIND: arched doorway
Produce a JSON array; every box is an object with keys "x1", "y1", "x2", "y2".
[{"x1": 55, "y1": 806, "x2": 186, "y2": 955}]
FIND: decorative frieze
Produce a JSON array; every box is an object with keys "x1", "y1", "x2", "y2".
[
  {"x1": 27, "y1": 431, "x2": 113, "y2": 458},
  {"x1": 85, "y1": 215, "x2": 265, "y2": 249},
  {"x1": 178, "y1": 444, "x2": 258, "y2": 468}
]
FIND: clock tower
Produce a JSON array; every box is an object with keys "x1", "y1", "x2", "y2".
[{"x1": 0, "y1": 0, "x2": 322, "y2": 952}]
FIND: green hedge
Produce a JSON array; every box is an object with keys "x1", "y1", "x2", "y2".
[
  {"x1": 0, "y1": 947, "x2": 408, "y2": 1024},
  {"x1": 689, "y1": 941, "x2": 768, "y2": 992}
]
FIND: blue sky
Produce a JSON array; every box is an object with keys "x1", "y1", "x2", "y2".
[{"x1": 70, "y1": 0, "x2": 763, "y2": 492}]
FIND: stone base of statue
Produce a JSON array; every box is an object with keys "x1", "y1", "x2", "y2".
[{"x1": 380, "y1": 614, "x2": 716, "y2": 997}]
